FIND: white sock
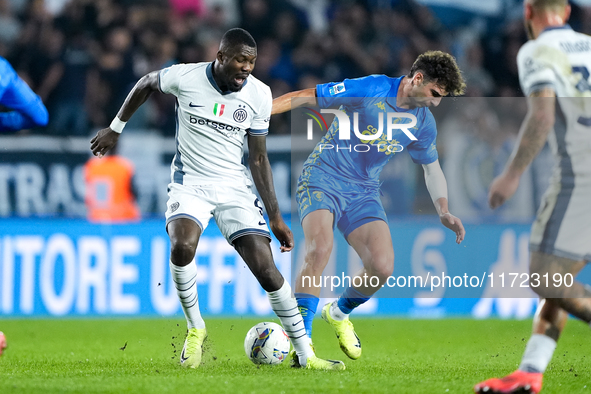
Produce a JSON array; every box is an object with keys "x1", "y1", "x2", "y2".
[
  {"x1": 170, "y1": 261, "x2": 205, "y2": 330},
  {"x1": 329, "y1": 300, "x2": 348, "y2": 321},
  {"x1": 518, "y1": 334, "x2": 557, "y2": 373},
  {"x1": 267, "y1": 280, "x2": 314, "y2": 366}
]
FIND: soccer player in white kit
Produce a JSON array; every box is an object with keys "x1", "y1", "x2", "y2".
[
  {"x1": 90, "y1": 28, "x2": 344, "y2": 371},
  {"x1": 475, "y1": 1, "x2": 591, "y2": 393}
]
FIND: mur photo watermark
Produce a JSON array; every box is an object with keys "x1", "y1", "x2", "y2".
[{"x1": 303, "y1": 105, "x2": 418, "y2": 153}]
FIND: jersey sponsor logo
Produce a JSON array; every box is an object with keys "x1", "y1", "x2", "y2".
[
  {"x1": 188, "y1": 115, "x2": 242, "y2": 137},
  {"x1": 329, "y1": 82, "x2": 346, "y2": 96},
  {"x1": 233, "y1": 108, "x2": 248, "y2": 123},
  {"x1": 213, "y1": 103, "x2": 225, "y2": 116},
  {"x1": 189, "y1": 102, "x2": 204, "y2": 108}
]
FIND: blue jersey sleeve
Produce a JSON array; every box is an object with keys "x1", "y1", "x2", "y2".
[
  {"x1": 406, "y1": 110, "x2": 438, "y2": 164},
  {"x1": 0, "y1": 57, "x2": 48, "y2": 132},
  {"x1": 316, "y1": 75, "x2": 387, "y2": 108}
]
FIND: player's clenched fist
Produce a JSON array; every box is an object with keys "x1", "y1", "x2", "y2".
[{"x1": 488, "y1": 171, "x2": 520, "y2": 209}]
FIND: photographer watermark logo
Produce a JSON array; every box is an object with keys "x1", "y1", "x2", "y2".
[{"x1": 305, "y1": 107, "x2": 418, "y2": 153}]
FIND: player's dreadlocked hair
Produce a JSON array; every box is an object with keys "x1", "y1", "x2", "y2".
[
  {"x1": 408, "y1": 51, "x2": 466, "y2": 97},
  {"x1": 219, "y1": 28, "x2": 257, "y2": 52}
]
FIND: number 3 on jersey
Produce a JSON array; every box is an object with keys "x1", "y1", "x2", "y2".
[{"x1": 571, "y1": 66, "x2": 591, "y2": 126}]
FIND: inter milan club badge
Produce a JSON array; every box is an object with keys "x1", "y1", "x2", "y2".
[{"x1": 234, "y1": 104, "x2": 248, "y2": 123}]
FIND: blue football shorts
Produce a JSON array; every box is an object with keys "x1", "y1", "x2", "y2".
[{"x1": 296, "y1": 166, "x2": 387, "y2": 239}]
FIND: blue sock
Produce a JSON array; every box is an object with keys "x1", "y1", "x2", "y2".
[
  {"x1": 295, "y1": 293, "x2": 319, "y2": 338},
  {"x1": 337, "y1": 287, "x2": 371, "y2": 314}
]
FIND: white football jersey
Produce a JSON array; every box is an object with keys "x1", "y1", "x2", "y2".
[
  {"x1": 517, "y1": 25, "x2": 591, "y2": 180},
  {"x1": 519, "y1": 25, "x2": 591, "y2": 261},
  {"x1": 158, "y1": 62, "x2": 272, "y2": 186}
]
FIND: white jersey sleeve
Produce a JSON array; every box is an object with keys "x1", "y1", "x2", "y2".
[
  {"x1": 159, "y1": 64, "x2": 195, "y2": 96},
  {"x1": 248, "y1": 85, "x2": 272, "y2": 136},
  {"x1": 517, "y1": 41, "x2": 560, "y2": 96}
]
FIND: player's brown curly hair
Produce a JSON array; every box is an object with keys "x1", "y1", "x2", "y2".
[{"x1": 408, "y1": 51, "x2": 466, "y2": 97}]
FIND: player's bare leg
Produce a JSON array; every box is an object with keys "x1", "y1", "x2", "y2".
[
  {"x1": 346, "y1": 220, "x2": 395, "y2": 295},
  {"x1": 322, "y1": 220, "x2": 394, "y2": 360},
  {"x1": 475, "y1": 253, "x2": 589, "y2": 393},
  {"x1": 294, "y1": 209, "x2": 335, "y2": 338},
  {"x1": 297, "y1": 209, "x2": 335, "y2": 296},
  {"x1": 168, "y1": 218, "x2": 207, "y2": 368},
  {"x1": 234, "y1": 234, "x2": 344, "y2": 370},
  {"x1": 529, "y1": 252, "x2": 591, "y2": 321}
]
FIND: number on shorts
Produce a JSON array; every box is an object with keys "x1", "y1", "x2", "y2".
[{"x1": 254, "y1": 198, "x2": 264, "y2": 216}]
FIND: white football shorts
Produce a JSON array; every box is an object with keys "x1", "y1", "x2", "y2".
[
  {"x1": 530, "y1": 176, "x2": 591, "y2": 262},
  {"x1": 165, "y1": 183, "x2": 271, "y2": 244}
]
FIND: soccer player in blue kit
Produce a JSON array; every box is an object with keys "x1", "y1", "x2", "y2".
[
  {"x1": 0, "y1": 56, "x2": 48, "y2": 132},
  {"x1": 272, "y1": 51, "x2": 467, "y2": 362}
]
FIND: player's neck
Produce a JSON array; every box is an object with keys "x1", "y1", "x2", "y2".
[
  {"x1": 396, "y1": 76, "x2": 412, "y2": 109},
  {"x1": 532, "y1": 14, "x2": 567, "y2": 39},
  {"x1": 212, "y1": 61, "x2": 229, "y2": 92}
]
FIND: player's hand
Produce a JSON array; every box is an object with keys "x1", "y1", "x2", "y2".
[
  {"x1": 269, "y1": 219, "x2": 294, "y2": 253},
  {"x1": 90, "y1": 128, "x2": 120, "y2": 158},
  {"x1": 488, "y1": 172, "x2": 520, "y2": 209},
  {"x1": 439, "y1": 212, "x2": 465, "y2": 244}
]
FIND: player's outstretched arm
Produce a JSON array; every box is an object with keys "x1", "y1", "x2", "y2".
[
  {"x1": 247, "y1": 134, "x2": 294, "y2": 252},
  {"x1": 272, "y1": 88, "x2": 317, "y2": 115},
  {"x1": 90, "y1": 71, "x2": 159, "y2": 157},
  {"x1": 0, "y1": 70, "x2": 48, "y2": 132},
  {"x1": 488, "y1": 89, "x2": 555, "y2": 209},
  {"x1": 422, "y1": 160, "x2": 465, "y2": 244},
  {"x1": 0, "y1": 106, "x2": 47, "y2": 132}
]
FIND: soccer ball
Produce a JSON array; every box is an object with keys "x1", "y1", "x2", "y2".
[{"x1": 244, "y1": 322, "x2": 290, "y2": 365}]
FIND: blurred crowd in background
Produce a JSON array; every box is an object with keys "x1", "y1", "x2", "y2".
[
  {"x1": 4, "y1": 0, "x2": 591, "y2": 137},
  {"x1": 1, "y1": 0, "x2": 585, "y2": 219}
]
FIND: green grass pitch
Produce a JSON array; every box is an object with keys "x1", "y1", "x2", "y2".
[{"x1": 0, "y1": 317, "x2": 588, "y2": 393}]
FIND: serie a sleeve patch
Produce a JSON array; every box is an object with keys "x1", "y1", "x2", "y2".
[{"x1": 328, "y1": 82, "x2": 346, "y2": 96}]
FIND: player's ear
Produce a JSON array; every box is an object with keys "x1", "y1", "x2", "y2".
[
  {"x1": 216, "y1": 50, "x2": 225, "y2": 64},
  {"x1": 564, "y1": 4, "x2": 571, "y2": 22},
  {"x1": 414, "y1": 72, "x2": 424, "y2": 86},
  {"x1": 524, "y1": 2, "x2": 532, "y2": 20}
]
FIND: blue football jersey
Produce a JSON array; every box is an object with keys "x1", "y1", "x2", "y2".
[
  {"x1": 303, "y1": 75, "x2": 438, "y2": 186},
  {"x1": 0, "y1": 56, "x2": 48, "y2": 131}
]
